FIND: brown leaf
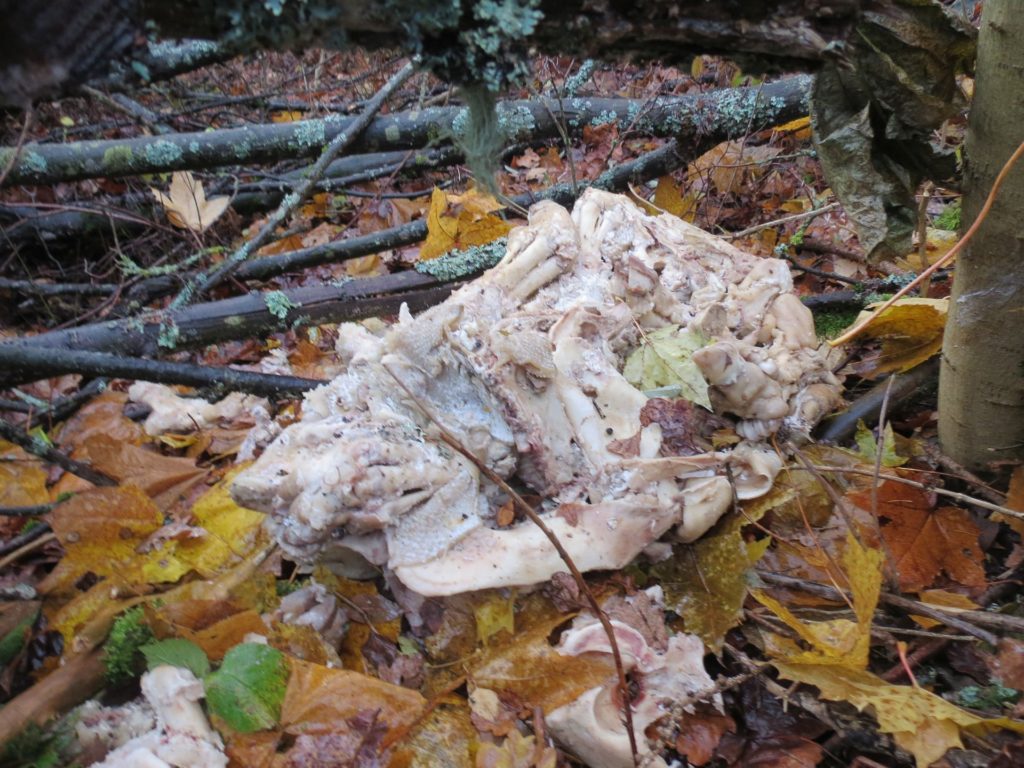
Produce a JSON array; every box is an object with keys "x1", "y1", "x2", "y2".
[
  {"x1": 75, "y1": 434, "x2": 209, "y2": 511},
  {"x1": 280, "y1": 659, "x2": 426, "y2": 734},
  {"x1": 891, "y1": 508, "x2": 985, "y2": 592},
  {"x1": 993, "y1": 465, "x2": 1024, "y2": 538},
  {"x1": 676, "y1": 709, "x2": 736, "y2": 766}
]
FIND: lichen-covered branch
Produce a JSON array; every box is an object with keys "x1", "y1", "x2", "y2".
[{"x1": 1, "y1": 78, "x2": 810, "y2": 187}]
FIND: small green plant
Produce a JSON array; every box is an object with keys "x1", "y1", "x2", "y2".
[
  {"x1": 104, "y1": 606, "x2": 155, "y2": 686},
  {"x1": 933, "y1": 200, "x2": 961, "y2": 232}
]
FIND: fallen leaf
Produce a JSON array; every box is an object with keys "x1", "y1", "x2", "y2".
[
  {"x1": 271, "y1": 110, "x2": 304, "y2": 123},
  {"x1": 396, "y1": 703, "x2": 476, "y2": 767},
  {"x1": 756, "y1": 532, "x2": 882, "y2": 669},
  {"x1": 0, "y1": 441, "x2": 49, "y2": 508},
  {"x1": 623, "y1": 325, "x2": 711, "y2": 409},
  {"x1": 651, "y1": 494, "x2": 776, "y2": 652},
  {"x1": 280, "y1": 659, "x2": 425, "y2": 734},
  {"x1": 772, "y1": 661, "x2": 1024, "y2": 767},
  {"x1": 469, "y1": 605, "x2": 616, "y2": 713},
  {"x1": 152, "y1": 171, "x2": 230, "y2": 233},
  {"x1": 476, "y1": 728, "x2": 558, "y2": 768},
  {"x1": 993, "y1": 465, "x2": 1024, "y2": 538},
  {"x1": 848, "y1": 298, "x2": 949, "y2": 379},
  {"x1": 910, "y1": 589, "x2": 978, "y2": 630},
  {"x1": 74, "y1": 434, "x2": 208, "y2": 512},
  {"x1": 675, "y1": 709, "x2": 736, "y2": 766},
  {"x1": 854, "y1": 420, "x2": 908, "y2": 467},
  {"x1": 419, "y1": 186, "x2": 512, "y2": 261},
  {"x1": 206, "y1": 642, "x2": 289, "y2": 733},
  {"x1": 852, "y1": 480, "x2": 986, "y2": 593},
  {"x1": 43, "y1": 485, "x2": 163, "y2": 593},
  {"x1": 474, "y1": 593, "x2": 515, "y2": 645}
]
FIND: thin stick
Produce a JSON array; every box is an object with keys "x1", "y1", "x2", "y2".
[
  {"x1": 799, "y1": 465, "x2": 1024, "y2": 520},
  {"x1": 0, "y1": 532, "x2": 57, "y2": 571},
  {"x1": 726, "y1": 201, "x2": 839, "y2": 239},
  {"x1": 831, "y1": 138, "x2": 1024, "y2": 347},
  {"x1": 384, "y1": 368, "x2": 640, "y2": 765},
  {"x1": 757, "y1": 571, "x2": 998, "y2": 645},
  {"x1": 0, "y1": 419, "x2": 115, "y2": 487},
  {"x1": 171, "y1": 60, "x2": 417, "y2": 308}
]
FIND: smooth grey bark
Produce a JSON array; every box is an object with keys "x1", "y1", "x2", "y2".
[{"x1": 938, "y1": 0, "x2": 1024, "y2": 469}]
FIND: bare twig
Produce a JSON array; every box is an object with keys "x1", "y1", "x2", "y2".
[
  {"x1": 171, "y1": 60, "x2": 417, "y2": 308},
  {"x1": 726, "y1": 201, "x2": 839, "y2": 239},
  {"x1": 0, "y1": 345, "x2": 325, "y2": 396},
  {"x1": 798, "y1": 465, "x2": 1024, "y2": 521},
  {"x1": 0, "y1": 420, "x2": 115, "y2": 487},
  {"x1": 757, "y1": 571, "x2": 998, "y2": 645}
]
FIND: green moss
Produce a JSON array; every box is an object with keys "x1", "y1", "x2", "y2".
[
  {"x1": 105, "y1": 606, "x2": 155, "y2": 685},
  {"x1": 102, "y1": 145, "x2": 135, "y2": 172},
  {"x1": 814, "y1": 308, "x2": 861, "y2": 340}
]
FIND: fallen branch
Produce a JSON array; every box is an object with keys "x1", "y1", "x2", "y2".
[
  {"x1": 0, "y1": 346, "x2": 326, "y2": 397},
  {"x1": 1, "y1": 78, "x2": 811, "y2": 187},
  {"x1": 0, "y1": 419, "x2": 116, "y2": 487},
  {"x1": 173, "y1": 59, "x2": 417, "y2": 306},
  {"x1": 0, "y1": 275, "x2": 451, "y2": 380}
]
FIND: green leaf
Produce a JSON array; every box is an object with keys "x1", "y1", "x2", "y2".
[
  {"x1": 623, "y1": 326, "x2": 711, "y2": 409},
  {"x1": 204, "y1": 643, "x2": 289, "y2": 733},
  {"x1": 141, "y1": 638, "x2": 211, "y2": 678},
  {"x1": 854, "y1": 420, "x2": 908, "y2": 467}
]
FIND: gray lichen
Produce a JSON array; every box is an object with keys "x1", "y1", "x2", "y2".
[
  {"x1": 265, "y1": 290, "x2": 300, "y2": 321},
  {"x1": 143, "y1": 140, "x2": 183, "y2": 166},
  {"x1": 415, "y1": 237, "x2": 507, "y2": 281},
  {"x1": 291, "y1": 120, "x2": 327, "y2": 151}
]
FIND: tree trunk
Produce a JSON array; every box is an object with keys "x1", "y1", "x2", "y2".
[{"x1": 938, "y1": 0, "x2": 1024, "y2": 469}]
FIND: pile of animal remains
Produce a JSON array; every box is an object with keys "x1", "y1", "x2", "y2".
[{"x1": 231, "y1": 189, "x2": 842, "y2": 596}]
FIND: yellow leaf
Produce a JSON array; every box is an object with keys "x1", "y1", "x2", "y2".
[
  {"x1": 419, "y1": 186, "x2": 512, "y2": 261},
  {"x1": 271, "y1": 110, "x2": 304, "y2": 123},
  {"x1": 146, "y1": 466, "x2": 267, "y2": 581},
  {"x1": 850, "y1": 298, "x2": 949, "y2": 379},
  {"x1": 474, "y1": 592, "x2": 515, "y2": 645},
  {"x1": 0, "y1": 441, "x2": 49, "y2": 507},
  {"x1": 756, "y1": 532, "x2": 882, "y2": 669},
  {"x1": 651, "y1": 491, "x2": 780, "y2": 652},
  {"x1": 772, "y1": 662, "x2": 1024, "y2": 768},
  {"x1": 772, "y1": 115, "x2": 812, "y2": 141},
  {"x1": 43, "y1": 485, "x2": 164, "y2": 592},
  {"x1": 151, "y1": 171, "x2": 230, "y2": 233},
  {"x1": 910, "y1": 590, "x2": 978, "y2": 630},
  {"x1": 652, "y1": 176, "x2": 699, "y2": 221}
]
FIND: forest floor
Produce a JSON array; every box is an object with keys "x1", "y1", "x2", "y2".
[{"x1": 1, "y1": 46, "x2": 1023, "y2": 768}]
